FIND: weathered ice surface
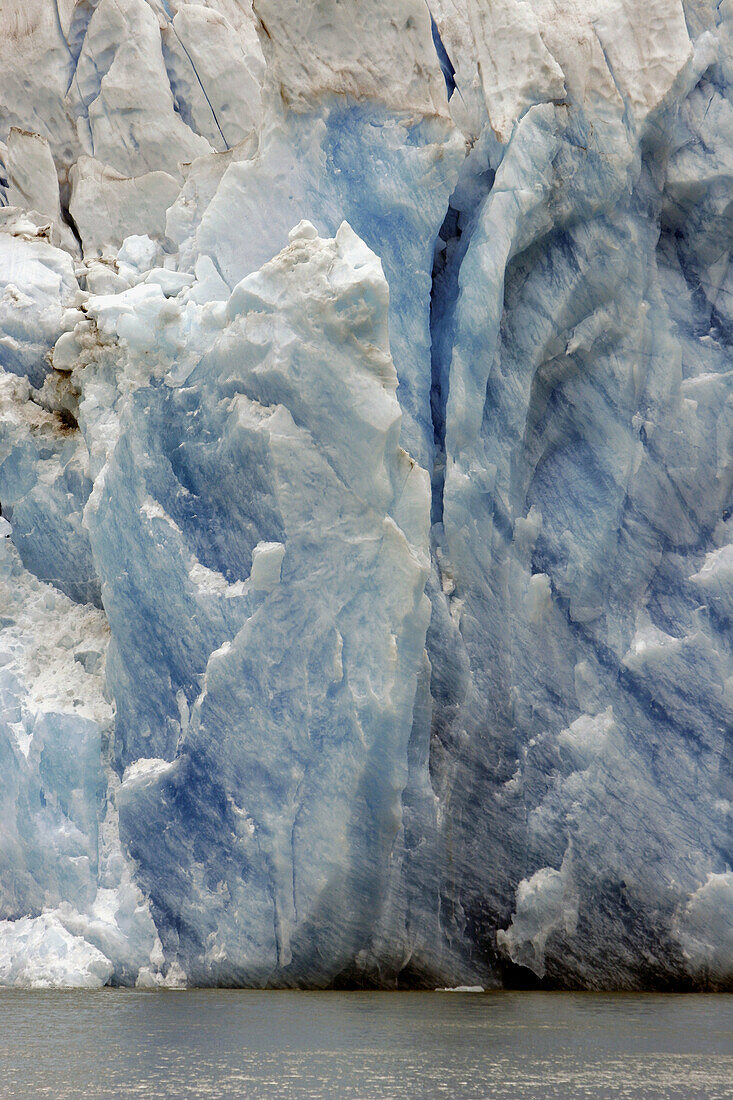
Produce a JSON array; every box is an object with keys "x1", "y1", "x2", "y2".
[{"x1": 0, "y1": 0, "x2": 730, "y2": 989}]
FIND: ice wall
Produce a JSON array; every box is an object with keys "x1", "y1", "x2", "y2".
[{"x1": 0, "y1": 0, "x2": 731, "y2": 989}]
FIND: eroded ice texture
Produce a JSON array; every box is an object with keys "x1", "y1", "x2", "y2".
[{"x1": 0, "y1": 0, "x2": 731, "y2": 990}]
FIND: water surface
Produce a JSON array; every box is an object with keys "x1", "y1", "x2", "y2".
[{"x1": 1, "y1": 990, "x2": 731, "y2": 1098}]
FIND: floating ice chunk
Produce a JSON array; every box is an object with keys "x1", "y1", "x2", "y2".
[{"x1": 435, "y1": 985, "x2": 485, "y2": 992}]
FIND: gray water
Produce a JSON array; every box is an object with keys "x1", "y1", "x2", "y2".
[{"x1": 1, "y1": 990, "x2": 731, "y2": 1099}]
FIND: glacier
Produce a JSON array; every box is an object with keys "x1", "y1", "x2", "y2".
[{"x1": 0, "y1": 0, "x2": 731, "y2": 991}]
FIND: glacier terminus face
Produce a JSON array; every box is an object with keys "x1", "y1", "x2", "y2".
[{"x1": 0, "y1": 0, "x2": 731, "y2": 991}]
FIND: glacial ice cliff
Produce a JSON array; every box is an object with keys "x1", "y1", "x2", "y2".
[{"x1": 0, "y1": 0, "x2": 731, "y2": 990}]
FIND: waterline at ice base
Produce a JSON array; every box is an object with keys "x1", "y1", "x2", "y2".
[{"x1": 0, "y1": 0, "x2": 731, "y2": 992}]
